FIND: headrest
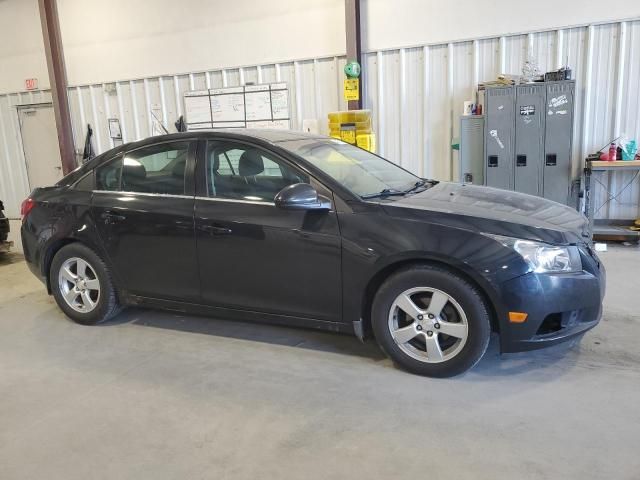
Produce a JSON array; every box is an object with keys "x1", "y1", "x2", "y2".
[
  {"x1": 211, "y1": 151, "x2": 220, "y2": 172},
  {"x1": 122, "y1": 159, "x2": 146, "y2": 179},
  {"x1": 238, "y1": 150, "x2": 264, "y2": 176}
]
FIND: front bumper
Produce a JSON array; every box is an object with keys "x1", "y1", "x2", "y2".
[{"x1": 498, "y1": 245, "x2": 605, "y2": 353}]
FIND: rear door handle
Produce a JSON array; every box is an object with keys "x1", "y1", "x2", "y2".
[
  {"x1": 200, "y1": 224, "x2": 232, "y2": 235},
  {"x1": 100, "y1": 211, "x2": 126, "y2": 224}
]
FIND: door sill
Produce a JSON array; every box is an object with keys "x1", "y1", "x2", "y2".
[{"x1": 123, "y1": 294, "x2": 353, "y2": 335}]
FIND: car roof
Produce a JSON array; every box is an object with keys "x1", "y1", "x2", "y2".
[{"x1": 122, "y1": 129, "x2": 326, "y2": 149}]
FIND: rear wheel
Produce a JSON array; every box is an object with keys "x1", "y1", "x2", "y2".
[
  {"x1": 372, "y1": 264, "x2": 491, "y2": 377},
  {"x1": 50, "y1": 243, "x2": 121, "y2": 325}
]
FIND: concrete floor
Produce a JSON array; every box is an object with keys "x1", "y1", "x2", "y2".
[{"x1": 0, "y1": 241, "x2": 639, "y2": 480}]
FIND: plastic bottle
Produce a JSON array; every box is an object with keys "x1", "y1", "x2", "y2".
[
  {"x1": 623, "y1": 140, "x2": 637, "y2": 161},
  {"x1": 608, "y1": 142, "x2": 617, "y2": 161}
]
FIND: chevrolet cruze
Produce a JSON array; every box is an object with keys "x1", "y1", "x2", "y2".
[{"x1": 21, "y1": 130, "x2": 605, "y2": 377}]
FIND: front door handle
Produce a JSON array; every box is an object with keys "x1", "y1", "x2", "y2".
[
  {"x1": 101, "y1": 211, "x2": 126, "y2": 224},
  {"x1": 200, "y1": 224, "x2": 232, "y2": 235}
]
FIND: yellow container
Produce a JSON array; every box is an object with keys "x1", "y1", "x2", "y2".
[
  {"x1": 356, "y1": 133, "x2": 376, "y2": 153},
  {"x1": 328, "y1": 110, "x2": 375, "y2": 152},
  {"x1": 328, "y1": 110, "x2": 371, "y2": 124},
  {"x1": 329, "y1": 120, "x2": 372, "y2": 134}
]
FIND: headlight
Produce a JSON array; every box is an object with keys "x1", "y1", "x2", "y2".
[{"x1": 484, "y1": 234, "x2": 582, "y2": 273}]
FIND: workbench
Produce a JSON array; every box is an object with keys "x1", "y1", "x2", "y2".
[{"x1": 583, "y1": 159, "x2": 640, "y2": 241}]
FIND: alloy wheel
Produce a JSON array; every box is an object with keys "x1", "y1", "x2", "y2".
[
  {"x1": 388, "y1": 287, "x2": 469, "y2": 363},
  {"x1": 58, "y1": 257, "x2": 101, "y2": 313}
]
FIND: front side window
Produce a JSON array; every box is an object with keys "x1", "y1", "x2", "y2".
[
  {"x1": 279, "y1": 139, "x2": 420, "y2": 197},
  {"x1": 121, "y1": 141, "x2": 190, "y2": 195},
  {"x1": 206, "y1": 142, "x2": 308, "y2": 202}
]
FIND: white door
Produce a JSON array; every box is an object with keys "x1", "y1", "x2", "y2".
[{"x1": 18, "y1": 104, "x2": 64, "y2": 188}]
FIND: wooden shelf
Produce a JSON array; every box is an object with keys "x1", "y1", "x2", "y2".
[{"x1": 591, "y1": 160, "x2": 640, "y2": 168}]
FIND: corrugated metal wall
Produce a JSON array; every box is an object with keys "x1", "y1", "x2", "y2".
[{"x1": 1, "y1": 20, "x2": 639, "y2": 220}]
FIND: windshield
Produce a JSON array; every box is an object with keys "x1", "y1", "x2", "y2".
[{"x1": 279, "y1": 139, "x2": 421, "y2": 197}]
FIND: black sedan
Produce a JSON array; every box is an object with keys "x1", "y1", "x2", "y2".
[{"x1": 21, "y1": 130, "x2": 605, "y2": 377}]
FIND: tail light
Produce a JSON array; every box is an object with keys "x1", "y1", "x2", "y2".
[{"x1": 21, "y1": 197, "x2": 35, "y2": 221}]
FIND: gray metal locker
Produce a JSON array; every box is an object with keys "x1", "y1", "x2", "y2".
[
  {"x1": 459, "y1": 115, "x2": 484, "y2": 184},
  {"x1": 514, "y1": 84, "x2": 546, "y2": 196},
  {"x1": 543, "y1": 81, "x2": 575, "y2": 204},
  {"x1": 484, "y1": 86, "x2": 515, "y2": 190}
]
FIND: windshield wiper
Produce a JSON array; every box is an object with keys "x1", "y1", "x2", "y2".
[
  {"x1": 360, "y1": 188, "x2": 406, "y2": 199},
  {"x1": 403, "y1": 180, "x2": 428, "y2": 194}
]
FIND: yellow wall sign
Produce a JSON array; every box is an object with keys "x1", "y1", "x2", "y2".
[{"x1": 343, "y1": 78, "x2": 360, "y2": 101}]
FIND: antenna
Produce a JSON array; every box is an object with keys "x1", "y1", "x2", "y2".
[{"x1": 150, "y1": 110, "x2": 169, "y2": 134}]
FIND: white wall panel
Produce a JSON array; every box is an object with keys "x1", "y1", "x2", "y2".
[
  {"x1": 1, "y1": 20, "x2": 640, "y2": 223},
  {"x1": 362, "y1": 0, "x2": 640, "y2": 52}
]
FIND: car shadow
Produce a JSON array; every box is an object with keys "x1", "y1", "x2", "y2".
[
  {"x1": 0, "y1": 252, "x2": 23, "y2": 266},
  {"x1": 469, "y1": 333, "x2": 580, "y2": 378},
  {"x1": 104, "y1": 308, "x2": 580, "y2": 378},
  {"x1": 105, "y1": 307, "x2": 388, "y2": 361}
]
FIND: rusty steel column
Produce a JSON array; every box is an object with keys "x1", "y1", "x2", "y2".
[
  {"x1": 39, "y1": 0, "x2": 75, "y2": 174},
  {"x1": 345, "y1": 0, "x2": 362, "y2": 110}
]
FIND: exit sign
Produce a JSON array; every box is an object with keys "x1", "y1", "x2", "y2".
[{"x1": 25, "y1": 78, "x2": 38, "y2": 90}]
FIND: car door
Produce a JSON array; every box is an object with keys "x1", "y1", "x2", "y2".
[
  {"x1": 194, "y1": 139, "x2": 342, "y2": 322},
  {"x1": 91, "y1": 139, "x2": 199, "y2": 301}
]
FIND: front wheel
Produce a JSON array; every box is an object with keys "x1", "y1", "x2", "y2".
[
  {"x1": 372, "y1": 264, "x2": 491, "y2": 377},
  {"x1": 50, "y1": 243, "x2": 121, "y2": 325}
]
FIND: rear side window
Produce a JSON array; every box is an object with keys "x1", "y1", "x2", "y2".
[
  {"x1": 96, "y1": 157, "x2": 123, "y2": 191},
  {"x1": 74, "y1": 171, "x2": 95, "y2": 191},
  {"x1": 122, "y1": 142, "x2": 190, "y2": 195}
]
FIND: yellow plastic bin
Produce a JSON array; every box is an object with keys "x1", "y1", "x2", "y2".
[{"x1": 327, "y1": 110, "x2": 376, "y2": 152}]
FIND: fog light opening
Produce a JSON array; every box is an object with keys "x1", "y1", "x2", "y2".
[{"x1": 537, "y1": 313, "x2": 563, "y2": 335}]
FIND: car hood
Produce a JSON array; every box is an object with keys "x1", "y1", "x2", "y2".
[{"x1": 378, "y1": 182, "x2": 589, "y2": 244}]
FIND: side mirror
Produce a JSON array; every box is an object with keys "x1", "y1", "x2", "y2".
[{"x1": 274, "y1": 183, "x2": 331, "y2": 211}]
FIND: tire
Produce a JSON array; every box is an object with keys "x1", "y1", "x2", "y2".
[
  {"x1": 371, "y1": 264, "x2": 491, "y2": 378},
  {"x1": 50, "y1": 243, "x2": 121, "y2": 325}
]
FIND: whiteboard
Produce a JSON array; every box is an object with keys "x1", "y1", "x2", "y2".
[
  {"x1": 251, "y1": 120, "x2": 291, "y2": 130},
  {"x1": 184, "y1": 83, "x2": 290, "y2": 130},
  {"x1": 184, "y1": 90, "x2": 212, "y2": 126},
  {"x1": 211, "y1": 93, "x2": 245, "y2": 123},
  {"x1": 245, "y1": 91, "x2": 271, "y2": 121},
  {"x1": 271, "y1": 90, "x2": 289, "y2": 120}
]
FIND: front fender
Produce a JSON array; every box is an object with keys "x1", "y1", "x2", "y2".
[{"x1": 339, "y1": 211, "x2": 522, "y2": 332}]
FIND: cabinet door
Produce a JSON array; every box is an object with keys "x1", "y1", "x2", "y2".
[
  {"x1": 484, "y1": 86, "x2": 515, "y2": 191},
  {"x1": 515, "y1": 84, "x2": 546, "y2": 196},
  {"x1": 543, "y1": 81, "x2": 575, "y2": 205}
]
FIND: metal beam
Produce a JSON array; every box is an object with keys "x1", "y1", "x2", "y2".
[
  {"x1": 344, "y1": 0, "x2": 362, "y2": 110},
  {"x1": 38, "y1": 0, "x2": 75, "y2": 174}
]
